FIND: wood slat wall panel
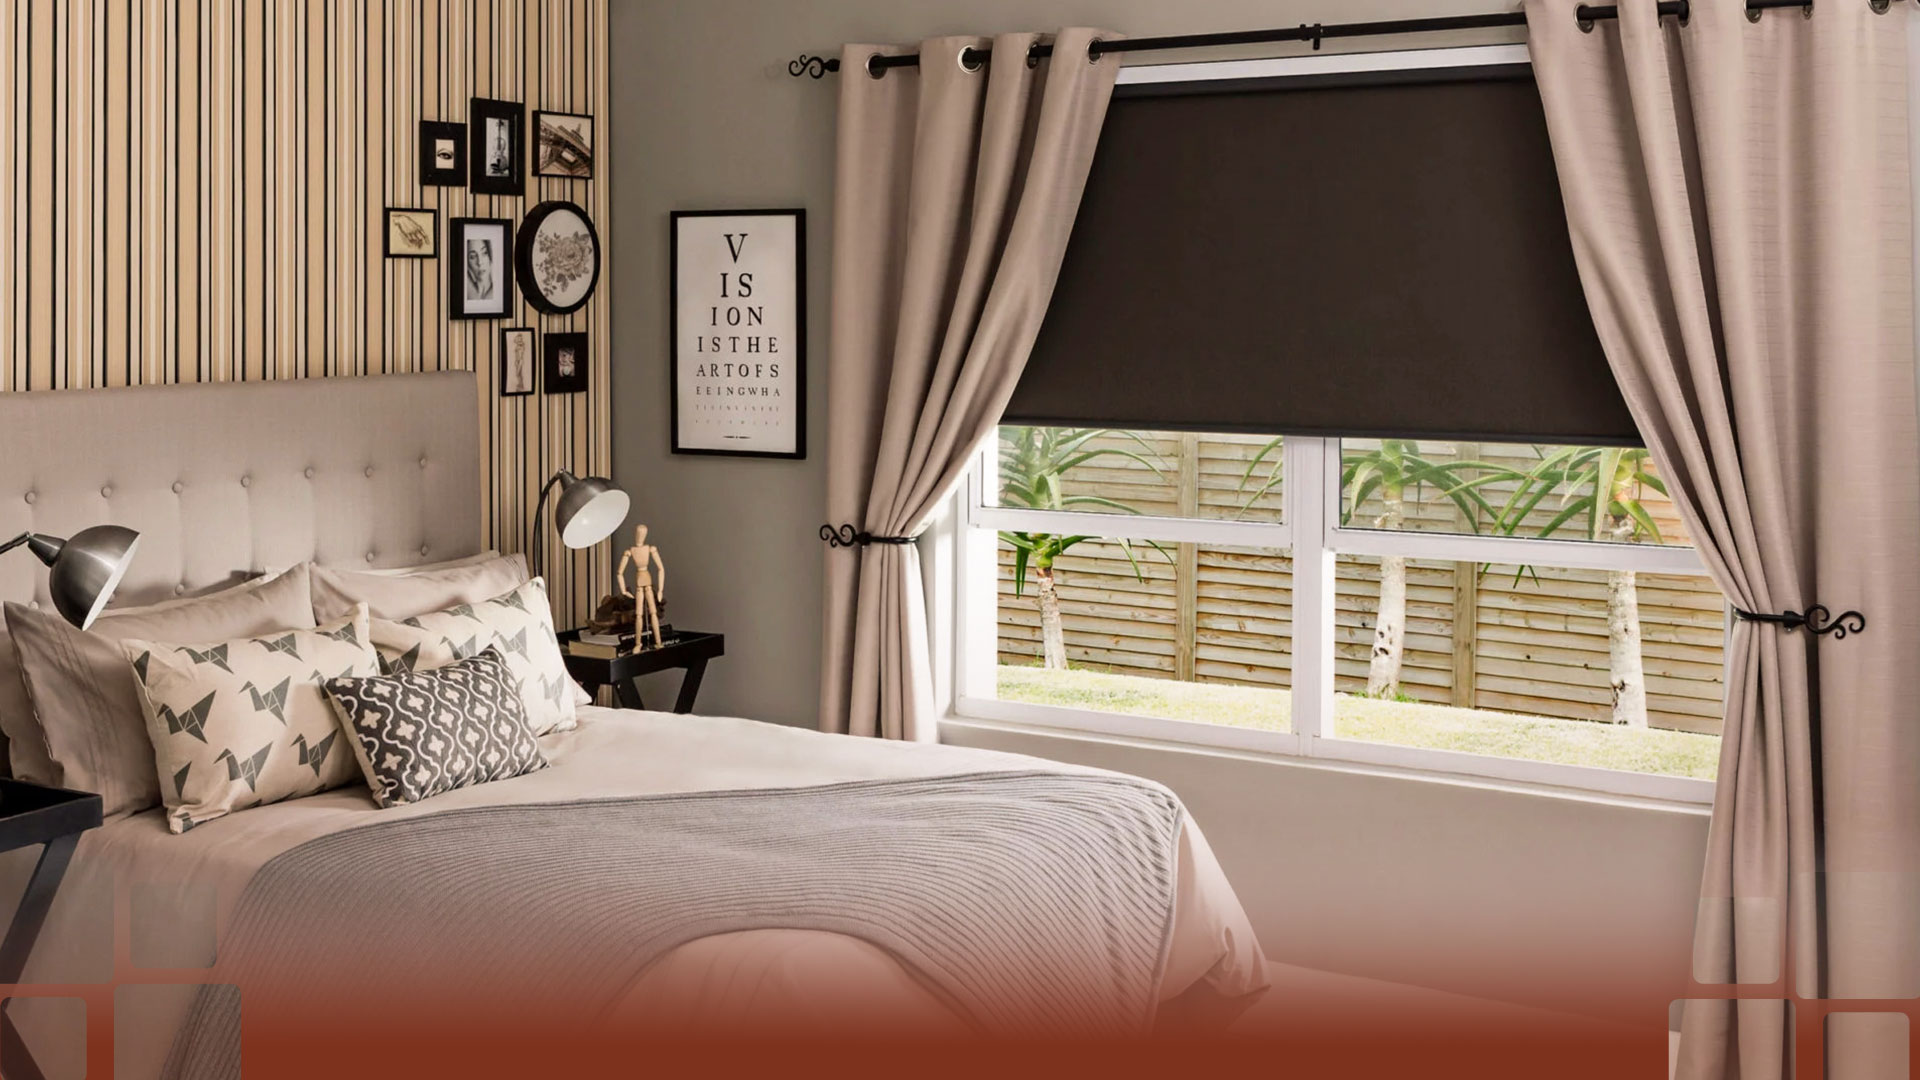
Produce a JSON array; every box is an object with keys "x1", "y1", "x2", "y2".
[{"x1": 0, "y1": 0, "x2": 611, "y2": 627}]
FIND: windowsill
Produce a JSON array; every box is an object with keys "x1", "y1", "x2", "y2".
[{"x1": 940, "y1": 710, "x2": 1716, "y2": 818}]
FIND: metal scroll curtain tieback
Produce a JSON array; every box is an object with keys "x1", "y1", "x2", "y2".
[
  {"x1": 1732, "y1": 604, "x2": 1867, "y2": 640},
  {"x1": 819, "y1": 524, "x2": 917, "y2": 549}
]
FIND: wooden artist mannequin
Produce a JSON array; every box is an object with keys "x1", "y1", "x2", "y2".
[{"x1": 615, "y1": 525, "x2": 667, "y2": 649}]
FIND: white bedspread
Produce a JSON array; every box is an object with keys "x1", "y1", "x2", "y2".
[{"x1": 15, "y1": 706, "x2": 1269, "y2": 1076}]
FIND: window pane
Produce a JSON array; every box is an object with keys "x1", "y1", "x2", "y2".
[
  {"x1": 993, "y1": 536, "x2": 1292, "y2": 732},
  {"x1": 1331, "y1": 555, "x2": 1723, "y2": 779},
  {"x1": 996, "y1": 427, "x2": 1284, "y2": 524},
  {"x1": 1338, "y1": 439, "x2": 1692, "y2": 547}
]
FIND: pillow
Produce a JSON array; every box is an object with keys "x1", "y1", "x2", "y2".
[
  {"x1": 123, "y1": 605, "x2": 378, "y2": 834},
  {"x1": 4, "y1": 565, "x2": 317, "y2": 817},
  {"x1": 353, "y1": 551, "x2": 503, "y2": 577},
  {"x1": 366, "y1": 578, "x2": 577, "y2": 736},
  {"x1": 309, "y1": 553, "x2": 529, "y2": 623},
  {"x1": 322, "y1": 648, "x2": 547, "y2": 808}
]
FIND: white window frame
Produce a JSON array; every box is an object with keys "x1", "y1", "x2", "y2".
[{"x1": 953, "y1": 431, "x2": 1718, "y2": 805}]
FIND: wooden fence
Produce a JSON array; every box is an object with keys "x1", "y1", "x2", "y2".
[{"x1": 994, "y1": 433, "x2": 1727, "y2": 734}]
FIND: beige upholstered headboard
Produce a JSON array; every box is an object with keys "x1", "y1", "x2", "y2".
[{"x1": 0, "y1": 372, "x2": 484, "y2": 612}]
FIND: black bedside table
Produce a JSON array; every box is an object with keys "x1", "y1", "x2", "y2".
[
  {"x1": 559, "y1": 630, "x2": 725, "y2": 714},
  {"x1": 0, "y1": 779, "x2": 103, "y2": 1080}
]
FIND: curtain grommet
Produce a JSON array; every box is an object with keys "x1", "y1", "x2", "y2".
[
  {"x1": 1871, "y1": 0, "x2": 1891, "y2": 13},
  {"x1": 1026, "y1": 43, "x2": 1042, "y2": 69},
  {"x1": 1575, "y1": 5, "x2": 1596, "y2": 32},
  {"x1": 1088, "y1": 37, "x2": 1105, "y2": 63},
  {"x1": 1746, "y1": 5, "x2": 1763, "y2": 21},
  {"x1": 958, "y1": 46, "x2": 984, "y2": 73},
  {"x1": 865, "y1": 53, "x2": 888, "y2": 79}
]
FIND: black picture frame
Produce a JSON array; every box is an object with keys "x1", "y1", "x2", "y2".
[
  {"x1": 669, "y1": 209, "x2": 807, "y2": 460},
  {"x1": 515, "y1": 201, "x2": 601, "y2": 316},
  {"x1": 499, "y1": 328, "x2": 537, "y2": 397},
  {"x1": 544, "y1": 332, "x2": 589, "y2": 395},
  {"x1": 448, "y1": 217, "x2": 515, "y2": 321},
  {"x1": 468, "y1": 97, "x2": 525, "y2": 197},
  {"x1": 419, "y1": 120, "x2": 466, "y2": 187},
  {"x1": 532, "y1": 110, "x2": 593, "y2": 180},
  {"x1": 383, "y1": 207, "x2": 437, "y2": 259}
]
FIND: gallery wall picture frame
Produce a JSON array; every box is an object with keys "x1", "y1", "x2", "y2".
[
  {"x1": 383, "y1": 207, "x2": 438, "y2": 259},
  {"x1": 533, "y1": 110, "x2": 593, "y2": 180},
  {"x1": 449, "y1": 217, "x2": 515, "y2": 321},
  {"x1": 500, "y1": 328, "x2": 537, "y2": 397},
  {"x1": 669, "y1": 209, "x2": 806, "y2": 460},
  {"x1": 544, "y1": 332, "x2": 589, "y2": 395},
  {"x1": 420, "y1": 120, "x2": 466, "y2": 186},
  {"x1": 516, "y1": 201, "x2": 601, "y2": 316},
  {"x1": 469, "y1": 97, "x2": 525, "y2": 197}
]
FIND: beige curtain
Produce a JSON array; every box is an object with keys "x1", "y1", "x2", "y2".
[
  {"x1": 820, "y1": 29, "x2": 1121, "y2": 739},
  {"x1": 1526, "y1": 1, "x2": 1920, "y2": 1076}
]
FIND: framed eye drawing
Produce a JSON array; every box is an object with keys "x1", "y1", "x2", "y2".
[
  {"x1": 468, "y1": 97, "x2": 525, "y2": 198},
  {"x1": 514, "y1": 201, "x2": 600, "y2": 316},
  {"x1": 449, "y1": 217, "x2": 514, "y2": 320},
  {"x1": 420, "y1": 120, "x2": 466, "y2": 187}
]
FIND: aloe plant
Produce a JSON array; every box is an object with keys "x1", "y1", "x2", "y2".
[
  {"x1": 1239, "y1": 438, "x2": 1521, "y2": 698},
  {"x1": 1492, "y1": 446, "x2": 1667, "y2": 728},
  {"x1": 999, "y1": 427, "x2": 1170, "y2": 670}
]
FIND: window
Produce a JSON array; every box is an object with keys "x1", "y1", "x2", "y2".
[{"x1": 955, "y1": 429, "x2": 1725, "y2": 802}]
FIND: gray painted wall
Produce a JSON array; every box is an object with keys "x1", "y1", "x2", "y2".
[{"x1": 609, "y1": 0, "x2": 1709, "y2": 1023}]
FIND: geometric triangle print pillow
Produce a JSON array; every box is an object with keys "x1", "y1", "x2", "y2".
[
  {"x1": 365, "y1": 578, "x2": 578, "y2": 736},
  {"x1": 121, "y1": 604, "x2": 379, "y2": 834}
]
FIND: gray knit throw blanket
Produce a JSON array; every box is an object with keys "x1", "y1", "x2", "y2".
[{"x1": 162, "y1": 770, "x2": 1186, "y2": 1076}]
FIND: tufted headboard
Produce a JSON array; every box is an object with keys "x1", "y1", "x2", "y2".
[{"x1": 0, "y1": 372, "x2": 484, "y2": 612}]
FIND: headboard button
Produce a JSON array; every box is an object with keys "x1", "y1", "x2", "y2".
[
  {"x1": 365, "y1": 552, "x2": 376, "y2": 563},
  {"x1": 21, "y1": 491, "x2": 33, "y2": 505},
  {"x1": 304, "y1": 468, "x2": 315, "y2": 480},
  {"x1": 100, "y1": 485, "x2": 113, "y2": 499},
  {"x1": 171, "y1": 481, "x2": 184, "y2": 495},
  {"x1": 364, "y1": 466, "x2": 375, "y2": 479},
  {"x1": 418, "y1": 456, "x2": 428, "y2": 469},
  {"x1": 174, "y1": 584, "x2": 187, "y2": 596},
  {"x1": 240, "y1": 475, "x2": 251, "y2": 489},
  {"x1": 419, "y1": 545, "x2": 430, "y2": 557}
]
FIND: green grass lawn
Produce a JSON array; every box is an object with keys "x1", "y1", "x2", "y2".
[{"x1": 995, "y1": 665, "x2": 1719, "y2": 781}]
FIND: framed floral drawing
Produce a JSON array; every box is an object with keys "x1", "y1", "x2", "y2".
[{"x1": 514, "y1": 201, "x2": 600, "y2": 316}]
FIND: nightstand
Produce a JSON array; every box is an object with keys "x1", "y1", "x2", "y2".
[
  {"x1": 558, "y1": 630, "x2": 725, "y2": 714},
  {"x1": 0, "y1": 779, "x2": 103, "y2": 1080}
]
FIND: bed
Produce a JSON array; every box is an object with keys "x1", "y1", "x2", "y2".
[{"x1": 0, "y1": 372, "x2": 1268, "y2": 1078}]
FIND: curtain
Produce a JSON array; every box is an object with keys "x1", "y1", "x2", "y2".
[
  {"x1": 1526, "y1": 1, "x2": 1920, "y2": 1076},
  {"x1": 820, "y1": 29, "x2": 1121, "y2": 740}
]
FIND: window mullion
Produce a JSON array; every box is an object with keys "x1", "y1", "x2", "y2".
[{"x1": 1285, "y1": 437, "x2": 1336, "y2": 743}]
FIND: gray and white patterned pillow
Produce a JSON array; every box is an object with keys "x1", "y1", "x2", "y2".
[{"x1": 322, "y1": 647, "x2": 547, "y2": 808}]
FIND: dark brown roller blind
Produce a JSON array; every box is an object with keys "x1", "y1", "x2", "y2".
[{"x1": 1007, "y1": 65, "x2": 1642, "y2": 446}]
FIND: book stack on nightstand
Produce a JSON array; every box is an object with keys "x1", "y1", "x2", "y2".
[{"x1": 565, "y1": 630, "x2": 641, "y2": 660}]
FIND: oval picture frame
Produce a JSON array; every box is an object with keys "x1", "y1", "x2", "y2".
[{"x1": 515, "y1": 200, "x2": 601, "y2": 316}]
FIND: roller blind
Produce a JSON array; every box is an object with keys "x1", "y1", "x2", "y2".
[{"x1": 1006, "y1": 64, "x2": 1641, "y2": 446}]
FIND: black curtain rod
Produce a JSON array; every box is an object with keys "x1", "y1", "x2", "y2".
[{"x1": 787, "y1": 0, "x2": 1884, "y2": 79}]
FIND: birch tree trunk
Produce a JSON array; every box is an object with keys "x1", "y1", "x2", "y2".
[
  {"x1": 1367, "y1": 484, "x2": 1407, "y2": 697},
  {"x1": 1035, "y1": 565, "x2": 1068, "y2": 670},
  {"x1": 1605, "y1": 515, "x2": 1648, "y2": 727}
]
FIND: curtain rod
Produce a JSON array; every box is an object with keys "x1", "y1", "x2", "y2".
[{"x1": 787, "y1": 0, "x2": 1874, "y2": 80}]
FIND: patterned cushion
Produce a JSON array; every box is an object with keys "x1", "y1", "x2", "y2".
[
  {"x1": 122, "y1": 605, "x2": 378, "y2": 834},
  {"x1": 322, "y1": 648, "x2": 547, "y2": 808},
  {"x1": 365, "y1": 578, "x2": 578, "y2": 736}
]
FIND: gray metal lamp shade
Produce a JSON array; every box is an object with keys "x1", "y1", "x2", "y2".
[
  {"x1": 531, "y1": 470, "x2": 628, "y2": 578},
  {"x1": 17, "y1": 525, "x2": 141, "y2": 630},
  {"x1": 554, "y1": 474, "x2": 629, "y2": 550}
]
